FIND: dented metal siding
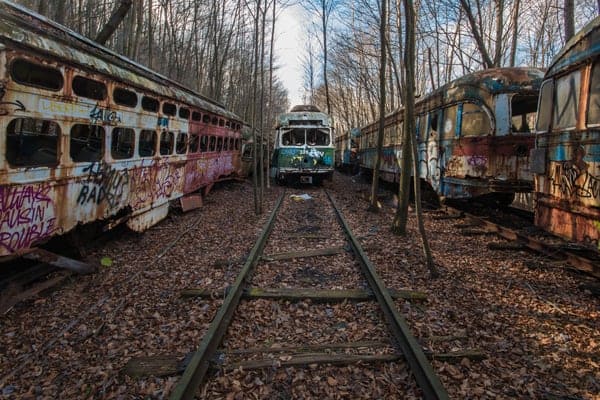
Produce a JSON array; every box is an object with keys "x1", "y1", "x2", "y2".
[
  {"x1": 358, "y1": 67, "x2": 543, "y2": 200},
  {"x1": 0, "y1": 3, "x2": 244, "y2": 258}
]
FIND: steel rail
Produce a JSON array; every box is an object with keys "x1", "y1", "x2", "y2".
[
  {"x1": 326, "y1": 190, "x2": 449, "y2": 400},
  {"x1": 169, "y1": 192, "x2": 285, "y2": 400}
]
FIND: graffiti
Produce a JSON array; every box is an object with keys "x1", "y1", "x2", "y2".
[
  {"x1": 78, "y1": 161, "x2": 129, "y2": 208},
  {"x1": 549, "y1": 162, "x2": 600, "y2": 199},
  {"x1": 0, "y1": 100, "x2": 26, "y2": 113},
  {"x1": 445, "y1": 156, "x2": 463, "y2": 174},
  {"x1": 0, "y1": 184, "x2": 56, "y2": 252},
  {"x1": 130, "y1": 163, "x2": 182, "y2": 208},
  {"x1": 549, "y1": 147, "x2": 600, "y2": 200},
  {"x1": 157, "y1": 116, "x2": 169, "y2": 129},
  {"x1": 90, "y1": 104, "x2": 122, "y2": 125},
  {"x1": 467, "y1": 155, "x2": 487, "y2": 167}
]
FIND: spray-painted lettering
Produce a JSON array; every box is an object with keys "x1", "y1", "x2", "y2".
[
  {"x1": 78, "y1": 161, "x2": 129, "y2": 208},
  {"x1": 0, "y1": 184, "x2": 57, "y2": 253}
]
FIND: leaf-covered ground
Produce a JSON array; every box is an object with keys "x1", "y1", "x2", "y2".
[{"x1": 0, "y1": 174, "x2": 597, "y2": 399}]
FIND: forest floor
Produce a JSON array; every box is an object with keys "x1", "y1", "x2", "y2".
[{"x1": 0, "y1": 171, "x2": 598, "y2": 399}]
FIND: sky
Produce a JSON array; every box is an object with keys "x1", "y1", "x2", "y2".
[{"x1": 275, "y1": 3, "x2": 306, "y2": 107}]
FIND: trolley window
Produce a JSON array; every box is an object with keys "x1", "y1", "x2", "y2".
[
  {"x1": 189, "y1": 133, "x2": 200, "y2": 153},
  {"x1": 203, "y1": 114, "x2": 211, "y2": 124},
  {"x1": 587, "y1": 61, "x2": 600, "y2": 125},
  {"x1": 176, "y1": 133, "x2": 188, "y2": 154},
  {"x1": 10, "y1": 59, "x2": 63, "y2": 91},
  {"x1": 211, "y1": 116, "x2": 218, "y2": 126},
  {"x1": 139, "y1": 130, "x2": 157, "y2": 157},
  {"x1": 312, "y1": 129, "x2": 330, "y2": 145},
  {"x1": 113, "y1": 87, "x2": 137, "y2": 107},
  {"x1": 111, "y1": 128, "x2": 134, "y2": 159},
  {"x1": 6, "y1": 118, "x2": 60, "y2": 167},
  {"x1": 217, "y1": 137, "x2": 223, "y2": 152},
  {"x1": 179, "y1": 107, "x2": 190, "y2": 119},
  {"x1": 163, "y1": 102, "x2": 176, "y2": 116},
  {"x1": 536, "y1": 80, "x2": 554, "y2": 132},
  {"x1": 553, "y1": 70, "x2": 580, "y2": 130},
  {"x1": 70, "y1": 124, "x2": 104, "y2": 162},
  {"x1": 192, "y1": 111, "x2": 202, "y2": 121},
  {"x1": 209, "y1": 136, "x2": 216, "y2": 151},
  {"x1": 219, "y1": 119, "x2": 225, "y2": 127},
  {"x1": 511, "y1": 95, "x2": 537, "y2": 133},
  {"x1": 461, "y1": 103, "x2": 491, "y2": 136},
  {"x1": 142, "y1": 96, "x2": 159, "y2": 112},
  {"x1": 443, "y1": 106, "x2": 458, "y2": 139},
  {"x1": 160, "y1": 131, "x2": 174, "y2": 155},
  {"x1": 200, "y1": 135, "x2": 209, "y2": 152},
  {"x1": 235, "y1": 138, "x2": 241, "y2": 150},
  {"x1": 73, "y1": 76, "x2": 107, "y2": 100},
  {"x1": 281, "y1": 129, "x2": 305, "y2": 145}
]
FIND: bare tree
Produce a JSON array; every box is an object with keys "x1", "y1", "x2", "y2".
[
  {"x1": 565, "y1": 0, "x2": 575, "y2": 40},
  {"x1": 369, "y1": 0, "x2": 387, "y2": 212}
]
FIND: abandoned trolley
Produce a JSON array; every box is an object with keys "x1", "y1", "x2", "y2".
[
  {"x1": 0, "y1": 1, "x2": 244, "y2": 259},
  {"x1": 532, "y1": 16, "x2": 600, "y2": 248},
  {"x1": 359, "y1": 67, "x2": 544, "y2": 205},
  {"x1": 270, "y1": 105, "x2": 334, "y2": 185}
]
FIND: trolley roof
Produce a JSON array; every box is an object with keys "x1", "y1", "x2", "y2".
[
  {"x1": 0, "y1": 0, "x2": 242, "y2": 122},
  {"x1": 546, "y1": 15, "x2": 600, "y2": 77}
]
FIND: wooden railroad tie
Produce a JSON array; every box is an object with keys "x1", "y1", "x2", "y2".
[
  {"x1": 180, "y1": 287, "x2": 428, "y2": 302},
  {"x1": 123, "y1": 340, "x2": 485, "y2": 378}
]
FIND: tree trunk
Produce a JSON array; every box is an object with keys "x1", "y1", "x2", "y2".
[
  {"x1": 404, "y1": 0, "x2": 438, "y2": 278},
  {"x1": 95, "y1": 0, "x2": 133, "y2": 45},
  {"x1": 509, "y1": 0, "x2": 520, "y2": 66},
  {"x1": 564, "y1": 0, "x2": 575, "y2": 41},
  {"x1": 369, "y1": 0, "x2": 387, "y2": 212}
]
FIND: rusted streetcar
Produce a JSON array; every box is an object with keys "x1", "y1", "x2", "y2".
[
  {"x1": 532, "y1": 16, "x2": 600, "y2": 248},
  {"x1": 270, "y1": 105, "x2": 335, "y2": 185},
  {"x1": 359, "y1": 67, "x2": 544, "y2": 205},
  {"x1": 0, "y1": 1, "x2": 244, "y2": 259}
]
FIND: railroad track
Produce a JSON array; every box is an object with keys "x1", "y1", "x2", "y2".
[
  {"x1": 125, "y1": 189, "x2": 450, "y2": 399},
  {"x1": 435, "y1": 205, "x2": 600, "y2": 279}
]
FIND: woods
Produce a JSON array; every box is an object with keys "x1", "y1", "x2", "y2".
[
  {"x1": 12, "y1": 0, "x2": 599, "y2": 221},
  {"x1": 17, "y1": 0, "x2": 597, "y2": 150}
]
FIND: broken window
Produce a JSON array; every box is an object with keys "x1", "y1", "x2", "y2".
[
  {"x1": 142, "y1": 96, "x2": 159, "y2": 112},
  {"x1": 163, "y1": 102, "x2": 176, "y2": 116},
  {"x1": 70, "y1": 124, "x2": 104, "y2": 162},
  {"x1": 200, "y1": 136, "x2": 208, "y2": 152},
  {"x1": 511, "y1": 95, "x2": 538, "y2": 133},
  {"x1": 160, "y1": 131, "x2": 174, "y2": 155},
  {"x1": 139, "y1": 130, "x2": 157, "y2": 157},
  {"x1": 189, "y1": 133, "x2": 200, "y2": 153},
  {"x1": 176, "y1": 133, "x2": 188, "y2": 154},
  {"x1": 179, "y1": 107, "x2": 190, "y2": 119},
  {"x1": 113, "y1": 87, "x2": 137, "y2": 107},
  {"x1": 553, "y1": 70, "x2": 580, "y2": 130},
  {"x1": 73, "y1": 76, "x2": 107, "y2": 100},
  {"x1": 111, "y1": 127, "x2": 134, "y2": 159},
  {"x1": 281, "y1": 129, "x2": 305, "y2": 146},
  {"x1": 11, "y1": 58, "x2": 63, "y2": 91},
  {"x1": 6, "y1": 118, "x2": 60, "y2": 167}
]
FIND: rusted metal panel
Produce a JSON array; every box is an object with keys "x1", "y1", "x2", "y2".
[
  {"x1": 180, "y1": 194, "x2": 202, "y2": 212},
  {"x1": 0, "y1": 2, "x2": 245, "y2": 259},
  {"x1": 127, "y1": 202, "x2": 169, "y2": 232}
]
